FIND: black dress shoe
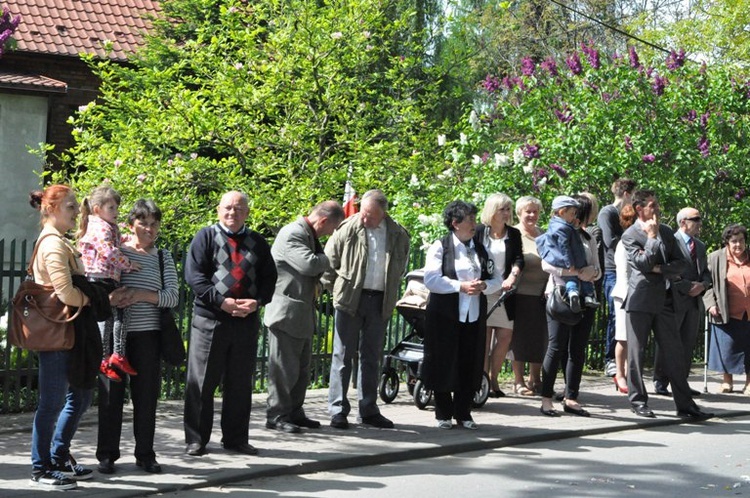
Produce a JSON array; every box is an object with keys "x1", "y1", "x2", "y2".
[
  {"x1": 330, "y1": 414, "x2": 349, "y2": 429},
  {"x1": 562, "y1": 403, "x2": 590, "y2": 417},
  {"x1": 222, "y1": 442, "x2": 259, "y2": 455},
  {"x1": 136, "y1": 459, "x2": 162, "y2": 474},
  {"x1": 359, "y1": 413, "x2": 394, "y2": 429},
  {"x1": 488, "y1": 389, "x2": 506, "y2": 398},
  {"x1": 689, "y1": 388, "x2": 702, "y2": 397},
  {"x1": 185, "y1": 443, "x2": 206, "y2": 456},
  {"x1": 654, "y1": 384, "x2": 672, "y2": 396},
  {"x1": 539, "y1": 406, "x2": 559, "y2": 417},
  {"x1": 266, "y1": 418, "x2": 301, "y2": 433},
  {"x1": 631, "y1": 404, "x2": 656, "y2": 418},
  {"x1": 97, "y1": 459, "x2": 115, "y2": 474},
  {"x1": 677, "y1": 406, "x2": 714, "y2": 419},
  {"x1": 292, "y1": 417, "x2": 321, "y2": 429}
]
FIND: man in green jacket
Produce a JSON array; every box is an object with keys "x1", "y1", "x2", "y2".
[{"x1": 322, "y1": 189, "x2": 410, "y2": 429}]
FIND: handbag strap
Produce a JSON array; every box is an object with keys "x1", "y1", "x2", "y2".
[
  {"x1": 158, "y1": 249, "x2": 165, "y2": 288},
  {"x1": 18, "y1": 288, "x2": 84, "y2": 323},
  {"x1": 26, "y1": 233, "x2": 61, "y2": 278}
]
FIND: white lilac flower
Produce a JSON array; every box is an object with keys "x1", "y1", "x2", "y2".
[
  {"x1": 460, "y1": 133, "x2": 468, "y2": 145},
  {"x1": 522, "y1": 164, "x2": 533, "y2": 174},
  {"x1": 331, "y1": 32, "x2": 343, "y2": 39},
  {"x1": 409, "y1": 174, "x2": 419, "y2": 187},
  {"x1": 363, "y1": 31, "x2": 371, "y2": 39},
  {"x1": 513, "y1": 147, "x2": 525, "y2": 165},
  {"x1": 494, "y1": 153, "x2": 509, "y2": 167},
  {"x1": 537, "y1": 177, "x2": 548, "y2": 187},
  {"x1": 472, "y1": 155, "x2": 482, "y2": 165},
  {"x1": 114, "y1": 159, "x2": 123, "y2": 167},
  {"x1": 418, "y1": 215, "x2": 431, "y2": 225},
  {"x1": 437, "y1": 168, "x2": 454, "y2": 180},
  {"x1": 191, "y1": 152, "x2": 198, "y2": 159},
  {"x1": 234, "y1": 62, "x2": 244, "y2": 70},
  {"x1": 437, "y1": 134, "x2": 446, "y2": 146},
  {"x1": 469, "y1": 110, "x2": 480, "y2": 131},
  {"x1": 137, "y1": 174, "x2": 147, "y2": 184},
  {"x1": 413, "y1": 202, "x2": 421, "y2": 208},
  {"x1": 472, "y1": 192, "x2": 483, "y2": 202},
  {"x1": 450, "y1": 148, "x2": 460, "y2": 162}
]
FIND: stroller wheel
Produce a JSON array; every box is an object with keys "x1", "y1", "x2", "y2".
[
  {"x1": 413, "y1": 379, "x2": 432, "y2": 410},
  {"x1": 379, "y1": 369, "x2": 399, "y2": 403},
  {"x1": 472, "y1": 372, "x2": 490, "y2": 409}
]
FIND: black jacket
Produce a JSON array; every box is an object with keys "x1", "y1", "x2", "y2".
[{"x1": 68, "y1": 275, "x2": 110, "y2": 389}]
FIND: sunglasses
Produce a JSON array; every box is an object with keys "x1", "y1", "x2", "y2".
[{"x1": 685, "y1": 216, "x2": 702, "y2": 222}]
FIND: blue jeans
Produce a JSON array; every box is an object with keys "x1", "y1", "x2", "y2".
[
  {"x1": 602, "y1": 271, "x2": 617, "y2": 362},
  {"x1": 31, "y1": 351, "x2": 93, "y2": 471},
  {"x1": 562, "y1": 277, "x2": 594, "y2": 298}
]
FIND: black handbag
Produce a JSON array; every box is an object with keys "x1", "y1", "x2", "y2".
[
  {"x1": 158, "y1": 249, "x2": 186, "y2": 366},
  {"x1": 545, "y1": 285, "x2": 583, "y2": 326}
]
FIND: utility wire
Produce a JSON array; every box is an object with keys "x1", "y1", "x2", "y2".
[{"x1": 547, "y1": 0, "x2": 673, "y2": 55}]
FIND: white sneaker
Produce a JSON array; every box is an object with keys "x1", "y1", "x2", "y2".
[
  {"x1": 437, "y1": 419, "x2": 452, "y2": 430},
  {"x1": 460, "y1": 420, "x2": 478, "y2": 430},
  {"x1": 30, "y1": 470, "x2": 77, "y2": 490},
  {"x1": 50, "y1": 456, "x2": 94, "y2": 480}
]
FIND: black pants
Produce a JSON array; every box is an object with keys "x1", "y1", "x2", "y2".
[
  {"x1": 183, "y1": 314, "x2": 259, "y2": 447},
  {"x1": 96, "y1": 330, "x2": 161, "y2": 462},
  {"x1": 541, "y1": 308, "x2": 595, "y2": 400},
  {"x1": 434, "y1": 321, "x2": 481, "y2": 422}
]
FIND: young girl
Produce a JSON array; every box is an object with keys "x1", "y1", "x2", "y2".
[{"x1": 77, "y1": 185, "x2": 141, "y2": 381}]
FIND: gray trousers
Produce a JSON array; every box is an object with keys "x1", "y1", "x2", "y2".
[
  {"x1": 653, "y1": 302, "x2": 700, "y2": 386},
  {"x1": 626, "y1": 303, "x2": 695, "y2": 411},
  {"x1": 266, "y1": 327, "x2": 312, "y2": 423},
  {"x1": 328, "y1": 292, "x2": 386, "y2": 419}
]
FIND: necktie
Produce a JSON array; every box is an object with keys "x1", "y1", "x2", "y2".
[{"x1": 688, "y1": 238, "x2": 696, "y2": 263}]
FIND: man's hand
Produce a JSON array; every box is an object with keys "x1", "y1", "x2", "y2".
[
  {"x1": 220, "y1": 298, "x2": 258, "y2": 318},
  {"x1": 688, "y1": 282, "x2": 705, "y2": 297},
  {"x1": 578, "y1": 266, "x2": 597, "y2": 282},
  {"x1": 643, "y1": 218, "x2": 659, "y2": 238}
]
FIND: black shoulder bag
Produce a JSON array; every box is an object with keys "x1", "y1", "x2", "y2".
[{"x1": 158, "y1": 249, "x2": 186, "y2": 366}]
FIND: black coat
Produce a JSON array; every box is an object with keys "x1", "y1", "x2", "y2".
[
  {"x1": 68, "y1": 275, "x2": 110, "y2": 389},
  {"x1": 473, "y1": 224, "x2": 524, "y2": 320},
  {"x1": 423, "y1": 234, "x2": 494, "y2": 392}
]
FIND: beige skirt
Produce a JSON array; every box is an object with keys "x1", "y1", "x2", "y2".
[{"x1": 486, "y1": 292, "x2": 513, "y2": 329}]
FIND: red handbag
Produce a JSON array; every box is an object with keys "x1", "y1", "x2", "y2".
[{"x1": 9, "y1": 234, "x2": 81, "y2": 352}]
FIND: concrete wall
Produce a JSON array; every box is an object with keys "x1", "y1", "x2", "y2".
[{"x1": 0, "y1": 92, "x2": 48, "y2": 246}]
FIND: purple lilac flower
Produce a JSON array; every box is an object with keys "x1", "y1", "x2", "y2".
[
  {"x1": 554, "y1": 106, "x2": 574, "y2": 124},
  {"x1": 541, "y1": 57, "x2": 558, "y2": 76},
  {"x1": 715, "y1": 169, "x2": 729, "y2": 181},
  {"x1": 685, "y1": 109, "x2": 697, "y2": 123},
  {"x1": 532, "y1": 168, "x2": 549, "y2": 192},
  {"x1": 522, "y1": 143, "x2": 541, "y2": 159},
  {"x1": 624, "y1": 136, "x2": 633, "y2": 150},
  {"x1": 550, "y1": 163, "x2": 568, "y2": 178},
  {"x1": 723, "y1": 144, "x2": 729, "y2": 154},
  {"x1": 581, "y1": 42, "x2": 600, "y2": 69},
  {"x1": 642, "y1": 154, "x2": 656, "y2": 163},
  {"x1": 735, "y1": 188, "x2": 746, "y2": 201},
  {"x1": 602, "y1": 92, "x2": 612, "y2": 103},
  {"x1": 566, "y1": 52, "x2": 582, "y2": 76},
  {"x1": 481, "y1": 152, "x2": 490, "y2": 163},
  {"x1": 700, "y1": 112, "x2": 710, "y2": 130},
  {"x1": 482, "y1": 74, "x2": 501, "y2": 93},
  {"x1": 698, "y1": 136, "x2": 710, "y2": 157},
  {"x1": 521, "y1": 57, "x2": 536, "y2": 77},
  {"x1": 700, "y1": 62, "x2": 707, "y2": 75},
  {"x1": 628, "y1": 46, "x2": 640, "y2": 68},
  {"x1": 652, "y1": 75, "x2": 668, "y2": 96},
  {"x1": 666, "y1": 49, "x2": 686, "y2": 70}
]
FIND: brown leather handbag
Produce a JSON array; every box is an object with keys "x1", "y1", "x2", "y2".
[{"x1": 9, "y1": 234, "x2": 81, "y2": 351}]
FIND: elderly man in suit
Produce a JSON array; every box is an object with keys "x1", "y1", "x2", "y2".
[
  {"x1": 264, "y1": 201, "x2": 345, "y2": 433},
  {"x1": 652, "y1": 207, "x2": 712, "y2": 397},
  {"x1": 622, "y1": 190, "x2": 712, "y2": 419}
]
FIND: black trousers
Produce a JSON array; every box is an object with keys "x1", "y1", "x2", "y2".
[
  {"x1": 96, "y1": 330, "x2": 161, "y2": 462},
  {"x1": 183, "y1": 314, "x2": 259, "y2": 447},
  {"x1": 541, "y1": 308, "x2": 596, "y2": 400},
  {"x1": 434, "y1": 320, "x2": 481, "y2": 422}
]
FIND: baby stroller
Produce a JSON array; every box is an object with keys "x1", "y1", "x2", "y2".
[{"x1": 378, "y1": 269, "x2": 513, "y2": 410}]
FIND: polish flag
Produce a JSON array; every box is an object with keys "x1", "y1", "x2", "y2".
[{"x1": 343, "y1": 180, "x2": 358, "y2": 218}]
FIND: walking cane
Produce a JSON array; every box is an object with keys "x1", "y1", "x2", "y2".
[{"x1": 702, "y1": 312, "x2": 709, "y2": 394}]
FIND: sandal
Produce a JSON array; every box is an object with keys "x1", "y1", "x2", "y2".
[
  {"x1": 719, "y1": 382, "x2": 733, "y2": 393},
  {"x1": 514, "y1": 383, "x2": 534, "y2": 396},
  {"x1": 743, "y1": 384, "x2": 750, "y2": 395}
]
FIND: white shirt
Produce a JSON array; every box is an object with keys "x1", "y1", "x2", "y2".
[
  {"x1": 424, "y1": 233, "x2": 502, "y2": 323},
  {"x1": 362, "y1": 222, "x2": 387, "y2": 291}
]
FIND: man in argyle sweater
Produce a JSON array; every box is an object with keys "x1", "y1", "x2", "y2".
[{"x1": 183, "y1": 191, "x2": 277, "y2": 457}]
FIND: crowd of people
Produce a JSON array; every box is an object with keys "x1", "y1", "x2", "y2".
[{"x1": 22, "y1": 181, "x2": 750, "y2": 490}]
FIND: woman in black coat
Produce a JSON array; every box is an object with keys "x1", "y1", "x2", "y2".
[
  {"x1": 475, "y1": 193, "x2": 524, "y2": 397},
  {"x1": 422, "y1": 201, "x2": 502, "y2": 430}
]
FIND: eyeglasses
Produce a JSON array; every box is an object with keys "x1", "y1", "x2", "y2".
[{"x1": 685, "y1": 216, "x2": 702, "y2": 222}]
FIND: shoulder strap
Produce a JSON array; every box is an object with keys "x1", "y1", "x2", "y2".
[
  {"x1": 158, "y1": 249, "x2": 165, "y2": 288},
  {"x1": 27, "y1": 233, "x2": 63, "y2": 278}
]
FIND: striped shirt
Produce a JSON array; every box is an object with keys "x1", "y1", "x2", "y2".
[{"x1": 120, "y1": 247, "x2": 179, "y2": 333}]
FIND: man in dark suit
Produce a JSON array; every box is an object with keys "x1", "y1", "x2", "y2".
[
  {"x1": 264, "y1": 201, "x2": 344, "y2": 433},
  {"x1": 652, "y1": 207, "x2": 712, "y2": 396},
  {"x1": 621, "y1": 190, "x2": 712, "y2": 419}
]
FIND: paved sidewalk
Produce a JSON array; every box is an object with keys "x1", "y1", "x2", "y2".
[{"x1": 0, "y1": 374, "x2": 748, "y2": 497}]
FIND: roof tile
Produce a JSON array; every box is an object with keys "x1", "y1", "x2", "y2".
[{"x1": 3, "y1": 0, "x2": 161, "y2": 61}]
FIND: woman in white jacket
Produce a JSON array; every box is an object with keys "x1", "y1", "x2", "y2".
[{"x1": 610, "y1": 204, "x2": 637, "y2": 394}]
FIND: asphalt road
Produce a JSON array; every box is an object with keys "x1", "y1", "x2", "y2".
[{"x1": 171, "y1": 415, "x2": 750, "y2": 497}]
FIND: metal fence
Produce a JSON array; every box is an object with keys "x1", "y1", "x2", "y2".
[{"x1": 0, "y1": 237, "x2": 661, "y2": 414}]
